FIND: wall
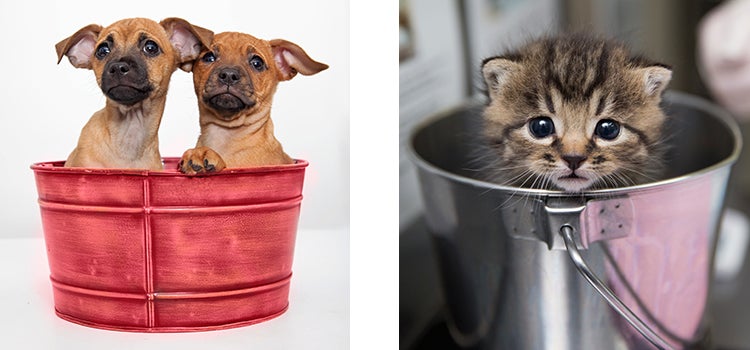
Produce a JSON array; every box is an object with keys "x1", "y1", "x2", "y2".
[
  {"x1": 399, "y1": 0, "x2": 560, "y2": 230},
  {"x1": 0, "y1": 0, "x2": 349, "y2": 237},
  {"x1": 399, "y1": 0, "x2": 467, "y2": 230}
]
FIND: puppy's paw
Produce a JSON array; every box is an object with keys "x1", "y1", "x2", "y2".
[{"x1": 179, "y1": 147, "x2": 227, "y2": 175}]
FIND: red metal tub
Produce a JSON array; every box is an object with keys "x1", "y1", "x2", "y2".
[{"x1": 30, "y1": 158, "x2": 308, "y2": 332}]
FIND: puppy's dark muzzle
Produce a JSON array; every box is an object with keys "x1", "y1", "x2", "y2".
[
  {"x1": 101, "y1": 57, "x2": 153, "y2": 105},
  {"x1": 204, "y1": 66, "x2": 256, "y2": 114}
]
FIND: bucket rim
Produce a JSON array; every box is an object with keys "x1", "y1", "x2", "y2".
[
  {"x1": 408, "y1": 90, "x2": 742, "y2": 197},
  {"x1": 30, "y1": 157, "x2": 309, "y2": 177}
]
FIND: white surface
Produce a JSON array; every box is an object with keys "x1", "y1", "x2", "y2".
[
  {"x1": 349, "y1": 2, "x2": 400, "y2": 349},
  {"x1": 0, "y1": 0, "x2": 349, "y2": 237},
  {"x1": 0, "y1": 228, "x2": 349, "y2": 349}
]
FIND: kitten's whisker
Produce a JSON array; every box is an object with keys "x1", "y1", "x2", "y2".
[
  {"x1": 618, "y1": 165, "x2": 660, "y2": 184},
  {"x1": 490, "y1": 169, "x2": 541, "y2": 210},
  {"x1": 603, "y1": 173, "x2": 623, "y2": 188},
  {"x1": 610, "y1": 172, "x2": 636, "y2": 188}
]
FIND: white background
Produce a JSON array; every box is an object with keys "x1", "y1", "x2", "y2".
[
  {"x1": 0, "y1": 1, "x2": 400, "y2": 349},
  {"x1": 0, "y1": 0, "x2": 349, "y2": 238}
]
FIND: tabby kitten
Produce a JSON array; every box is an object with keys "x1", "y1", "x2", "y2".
[{"x1": 481, "y1": 34, "x2": 672, "y2": 192}]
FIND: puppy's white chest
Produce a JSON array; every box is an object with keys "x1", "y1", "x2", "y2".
[
  {"x1": 200, "y1": 124, "x2": 236, "y2": 150},
  {"x1": 112, "y1": 108, "x2": 152, "y2": 159}
]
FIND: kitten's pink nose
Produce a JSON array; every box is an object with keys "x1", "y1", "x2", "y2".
[{"x1": 562, "y1": 155, "x2": 587, "y2": 170}]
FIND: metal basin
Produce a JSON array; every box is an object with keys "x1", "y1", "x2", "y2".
[{"x1": 410, "y1": 92, "x2": 741, "y2": 349}]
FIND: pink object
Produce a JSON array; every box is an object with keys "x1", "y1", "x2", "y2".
[
  {"x1": 30, "y1": 158, "x2": 308, "y2": 332},
  {"x1": 599, "y1": 176, "x2": 715, "y2": 346},
  {"x1": 698, "y1": 0, "x2": 750, "y2": 120}
]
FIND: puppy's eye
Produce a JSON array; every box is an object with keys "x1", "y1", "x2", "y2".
[
  {"x1": 142, "y1": 40, "x2": 160, "y2": 57},
  {"x1": 202, "y1": 52, "x2": 216, "y2": 63},
  {"x1": 595, "y1": 119, "x2": 621, "y2": 140},
  {"x1": 528, "y1": 116, "x2": 555, "y2": 138},
  {"x1": 249, "y1": 55, "x2": 266, "y2": 71},
  {"x1": 95, "y1": 43, "x2": 110, "y2": 59}
]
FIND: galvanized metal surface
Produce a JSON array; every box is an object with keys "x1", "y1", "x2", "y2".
[{"x1": 410, "y1": 92, "x2": 740, "y2": 349}]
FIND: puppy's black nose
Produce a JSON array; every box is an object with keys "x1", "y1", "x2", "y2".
[
  {"x1": 108, "y1": 61, "x2": 131, "y2": 75},
  {"x1": 217, "y1": 68, "x2": 241, "y2": 86}
]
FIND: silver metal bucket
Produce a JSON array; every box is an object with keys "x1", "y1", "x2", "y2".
[{"x1": 409, "y1": 92, "x2": 742, "y2": 349}]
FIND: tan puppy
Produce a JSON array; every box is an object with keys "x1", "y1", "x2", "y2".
[
  {"x1": 179, "y1": 32, "x2": 328, "y2": 174},
  {"x1": 56, "y1": 18, "x2": 213, "y2": 170}
]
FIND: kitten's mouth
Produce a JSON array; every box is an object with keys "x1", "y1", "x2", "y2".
[{"x1": 554, "y1": 172, "x2": 594, "y2": 192}]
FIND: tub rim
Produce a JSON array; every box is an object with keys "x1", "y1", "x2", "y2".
[{"x1": 30, "y1": 157, "x2": 309, "y2": 177}]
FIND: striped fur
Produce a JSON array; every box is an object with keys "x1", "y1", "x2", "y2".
[{"x1": 480, "y1": 34, "x2": 671, "y2": 192}]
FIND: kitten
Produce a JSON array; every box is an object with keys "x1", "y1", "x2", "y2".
[{"x1": 480, "y1": 34, "x2": 672, "y2": 192}]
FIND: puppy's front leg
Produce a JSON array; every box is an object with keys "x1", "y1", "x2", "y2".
[{"x1": 179, "y1": 146, "x2": 227, "y2": 174}]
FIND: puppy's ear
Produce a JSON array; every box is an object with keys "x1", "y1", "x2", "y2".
[
  {"x1": 56, "y1": 24, "x2": 103, "y2": 69},
  {"x1": 160, "y1": 17, "x2": 214, "y2": 72},
  {"x1": 269, "y1": 39, "x2": 328, "y2": 81}
]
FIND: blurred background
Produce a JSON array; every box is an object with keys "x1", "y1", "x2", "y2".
[{"x1": 399, "y1": 0, "x2": 750, "y2": 348}]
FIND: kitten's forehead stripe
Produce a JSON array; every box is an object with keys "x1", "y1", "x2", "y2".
[
  {"x1": 584, "y1": 42, "x2": 609, "y2": 97},
  {"x1": 545, "y1": 93, "x2": 555, "y2": 114},
  {"x1": 595, "y1": 95, "x2": 606, "y2": 116},
  {"x1": 523, "y1": 87, "x2": 539, "y2": 111},
  {"x1": 544, "y1": 40, "x2": 572, "y2": 101},
  {"x1": 543, "y1": 36, "x2": 611, "y2": 102},
  {"x1": 611, "y1": 95, "x2": 627, "y2": 114}
]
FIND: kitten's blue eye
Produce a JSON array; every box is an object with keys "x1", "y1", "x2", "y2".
[
  {"x1": 595, "y1": 119, "x2": 620, "y2": 140},
  {"x1": 528, "y1": 117, "x2": 555, "y2": 138}
]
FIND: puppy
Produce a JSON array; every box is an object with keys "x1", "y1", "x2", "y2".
[
  {"x1": 56, "y1": 18, "x2": 213, "y2": 170},
  {"x1": 179, "y1": 32, "x2": 328, "y2": 174}
]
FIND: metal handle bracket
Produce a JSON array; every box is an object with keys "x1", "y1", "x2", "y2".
[{"x1": 544, "y1": 197, "x2": 587, "y2": 250}]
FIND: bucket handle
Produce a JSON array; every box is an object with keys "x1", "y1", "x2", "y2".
[{"x1": 559, "y1": 225, "x2": 673, "y2": 350}]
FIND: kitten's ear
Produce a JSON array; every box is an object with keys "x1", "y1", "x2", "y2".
[
  {"x1": 636, "y1": 65, "x2": 672, "y2": 97},
  {"x1": 482, "y1": 57, "x2": 522, "y2": 98}
]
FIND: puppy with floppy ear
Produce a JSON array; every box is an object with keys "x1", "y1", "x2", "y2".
[
  {"x1": 56, "y1": 17, "x2": 213, "y2": 170},
  {"x1": 179, "y1": 32, "x2": 328, "y2": 174}
]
